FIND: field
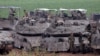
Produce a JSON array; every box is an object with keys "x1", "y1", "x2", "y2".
[
  {"x1": 7, "y1": 49, "x2": 100, "y2": 56},
  {"x1": 0, "y1": 0, "x2": 100, "y2": 17}
]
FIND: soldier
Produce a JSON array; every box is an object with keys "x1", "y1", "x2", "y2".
[
  {"x1": 61, "y1": 11, "x2": 68, "y2": 18},
  {"x1": 29, "y1": 11, "x2": 34, "y2": 17},
  {"x1": 23, "y1": 10, "x2": 30, "y2": 24},
  {"x1": 8, "y1": 8, "x2": 16, "y2": 25},
  {"x1": 69, "y1": 33, "x2": 75, "y2": 53},
  {"x1": 23, "y1": 10, "x2": 28, "y2": 17},
  {"x1": 71, "y1": 10, "x2": 78, "y2": 20},
  {"x1": 9, "y1": 8, "x2": 16, "y2": 16},
  {"x1": 78, "y1": 32, "x2": 85, "y2": 53}
]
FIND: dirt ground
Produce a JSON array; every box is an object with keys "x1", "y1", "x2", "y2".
[{"x1": 1, "y1": 49, "x2": 99, "y2": 56}]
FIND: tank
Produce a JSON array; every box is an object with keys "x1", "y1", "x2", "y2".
[
  {"x1": 0, "y1": 7, "x2": 18, "y2": 54},
  {"x1": 0, "y1": 7, "x2": 18, "y2": 30},
  {"x1": 13, "y1": 9, "x2": 98, "y2": 53},
  {"x1": 0, "y1": 29, "x2": 14, "y2": 54},
  {"x1": 13, "y1": 15, "x2": 51, "y2": 51},
  {"x1": 43, "y1": 9, "x2": 90, "y2": 53}
]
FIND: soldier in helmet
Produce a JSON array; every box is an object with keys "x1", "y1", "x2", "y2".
[
  {"x1": 61, "y1": 11, "x2": 68, "y2": 18},
  {"x1": 78, "y1": 32, "x2": 84, "y2": 53},
  {"x1": 8, "y1": 8, "x2": 16, "y2": 25},
  {"x1": 71, "y1": 10, "x2": 78, "y2": 20},
  {"x1": 69, "y1": 33, "x2": 75, "y2": 53},
  {"x1": 23, "y1": 10, "x2": 30, "y2": 24}
]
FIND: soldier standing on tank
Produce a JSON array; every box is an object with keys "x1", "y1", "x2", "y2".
[
  {"x1": 69, "y1": 33, "x2": 75, "y2": 53},
  {"x1": 8, "y1": 8, "x2": 16, "y2": 25},
  {"x1": 23, "y1": 10, "x2": 30, "y2": 24}
]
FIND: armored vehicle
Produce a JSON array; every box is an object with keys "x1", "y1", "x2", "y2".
[
  {"x1": 13, "y1": 13, "x2": 51, "y2": 51},
  {"x1": 42, "y1": 9, "x2": 90, "y2": 53},
  {"x1": 13, "y1": 9, "x2": 91, "y2": 53},
  {"x1": 12, "y1": 8, "x2": 100, "y2": 53},
  {"x1": 0, "y1": 29, "x2": 14, "y2": 54},
  {"x1": 0, "y1": 7, "x2": 20, "y2": 54},
  {"x1": 43, "y1": 20, "x2": 90, "y2": 52}
]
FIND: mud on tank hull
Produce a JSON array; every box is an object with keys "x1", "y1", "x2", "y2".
[
  {"x1": 41, "y1": 32, "x2": 92, "y2": 53},
  {"x1": 13, "y1": 33, "x2": 42, "y2": 51},
  {"x1": 0, "y1": 43, "x2": 13, "y2": 54},
  {"x1": 0, "y1": 30, "x2": 14, "y2": 54}
]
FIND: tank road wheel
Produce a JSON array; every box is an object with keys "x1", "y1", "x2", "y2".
[
  {"x1": 13, "y1": 41, "x2": 22, "y2": 49},
  {"x1": 0, "y1": 44, "x2": 13, "y2": 54},
  {"x1": 0, "y1": 44, "x2": 6, "y2": 54},
  {"x1": 39, "y1": 42, "x2": 48, "y2": 52},
  {"x1": 5, "y1": 44, "x2": 13, "y2": 54},
  {"x1": 65, "y1": 41, "x2": 70, "y2": 52},
  {"x1": 22, "y1": 42, "x2": 32, "y2": 52}
]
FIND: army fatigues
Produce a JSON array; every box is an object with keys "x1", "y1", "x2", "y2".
[
  {"x1": 69, "y1": 33, "x2": 75, "y2": 52},
  {"x1": 8, "y1": 8, "x2": 16, "y2": 25}
]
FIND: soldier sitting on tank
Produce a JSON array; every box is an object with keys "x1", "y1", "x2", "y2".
[
  {"x1": 77, "y1": 11, "x2": 82, "y2": 19},
  {"x1": 42, "y1": 11, "x2": 48, "y2": 18},
  {"x1": 23, "y1": 10, "x2": 31, "y2": 24},
  {"x1": 71, "y1": 10, "x2": 82, "y2": 20},
  {"x1": 77, "y1": 10, "x2": 86, "y2": 20},
  {"x1": 71, "y1": 10, "x2": 78, "y2": 20},
  {"x1": 29, "y1": 19, "x2": 36, "y2": 26},
  {"x1": 56, "y1": 17, "x2": 64, "y2": 26},
  {"x1": 29, "y1": 11, "x2": 34, "y2": 17},
  {"x1": 61, "y1": 11, "x2": 68, "y2": 19}
]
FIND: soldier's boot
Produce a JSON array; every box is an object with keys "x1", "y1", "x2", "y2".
[{"x1": 81, "y1": 44, "x2": 87, "y2": 54}]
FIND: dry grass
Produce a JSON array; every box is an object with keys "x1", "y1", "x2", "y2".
[
  {"x1": 8, "y1": 48, "x2": 58, "y2": 56},
  {"x1": 7, "y1": 49, "x2": 100, "y2": 56}
]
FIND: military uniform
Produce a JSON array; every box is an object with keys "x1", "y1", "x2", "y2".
[
  {"x1": 69, "y1": 33, "x2": 75, "y2": 52},
  {"x1": 8, "y1": 8, "x2": 16, "y2": 25},
  {"x1": 78, "y1": 33, "x2": 84, "y2": 53}
]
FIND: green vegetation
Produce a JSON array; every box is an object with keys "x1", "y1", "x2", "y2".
[{"x1": 0, "y1": 0, "x2": 100, "y2": 17}]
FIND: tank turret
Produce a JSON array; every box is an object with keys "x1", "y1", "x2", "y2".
[{"x1": 15, "y1": 18, "x2": 50, "y2": 35}]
